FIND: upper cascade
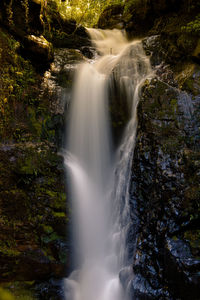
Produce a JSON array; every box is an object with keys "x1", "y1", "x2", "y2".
[{"x1": 87, "y1": 28, "x2": 128, "y2": 55}]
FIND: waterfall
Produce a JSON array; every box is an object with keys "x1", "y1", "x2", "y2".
[{"x1": 64, "y1": 28, "x2": 153, "y2": 300}]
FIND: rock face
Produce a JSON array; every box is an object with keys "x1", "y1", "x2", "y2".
[
  {"x1": 97, "y1": 1, "x2": 200, "y2": 292},
  {"x1": 0, "y1": 24, "x2": 84, "y2": 298},
  {"x1": 97, "y1": 2, "x2": 200, "y2": 297},
  {"x1": 0, "y1": 22, "x2": 89, "y2": 297},
  {"x1": 123, "y1": 0, "x2": 185, "y2": 36},
  {"x1": 126, "y1": 41, "x2": 200, "y2": 299},
  {"x1": 0, "y1": 143, "x2": 68, "y2": 282},
  {"x1": 97, "y1": 0, "x2": 200, "y2": 40},
  {"x1": 0, "y1": 26, "x2": 69, "y2": 285}
]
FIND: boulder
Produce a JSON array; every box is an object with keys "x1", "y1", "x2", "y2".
[{"x1": 22, "y1": 35, "x2": 54, "y2": 64}]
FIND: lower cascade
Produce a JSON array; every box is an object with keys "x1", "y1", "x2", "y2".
[{"x1": 64, "y1": 29, "x2": 153, "y2": 300}]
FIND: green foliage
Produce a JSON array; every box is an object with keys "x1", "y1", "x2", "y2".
[
  {"x1": 48, "y1": 0, "x2": 124, "y2": 27},
  {"x1": 0, "y1": 240, "x2": 20, "y2": 257},
  {"x1": 0, "y1": 28, "x2": 41, "y2": 141},
  {"x1": 181, "y1": 14, "x2": 200, "y2": 35}
]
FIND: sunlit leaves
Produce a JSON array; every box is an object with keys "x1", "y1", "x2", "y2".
[{"x1": 50, "y1": 0, "x2": 124, "y2": 26}]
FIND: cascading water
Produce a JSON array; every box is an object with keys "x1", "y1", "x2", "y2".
[{"x1": 64, "y1": 29, "x2": 153, "y2": 300}]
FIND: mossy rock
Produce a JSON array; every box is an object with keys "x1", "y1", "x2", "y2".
[
  {"x1": 23, "y1": 35, "x2": 54, "y2": 64},
  {"x1": 0, "y1": 143, "x2": 68, "y2": 282}
]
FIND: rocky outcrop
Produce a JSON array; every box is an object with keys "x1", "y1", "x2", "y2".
[
  {"x1": 128, "y1": 55, "x2": 200, "y2": 299},
  {"x1": 0, "y1": 24, "x2": 87, "y2": 297},
  {"x1": 22, "y1": 34, "x2": 54, "y2": 65}
]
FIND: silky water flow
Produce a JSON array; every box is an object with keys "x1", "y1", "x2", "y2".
[{"x1": 64, "y1": 28, "x2": 153, "y2": 300}]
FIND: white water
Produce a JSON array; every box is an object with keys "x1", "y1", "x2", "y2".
[{"x1": 64, "y1": 28, "x2": 153, "y2": 300}]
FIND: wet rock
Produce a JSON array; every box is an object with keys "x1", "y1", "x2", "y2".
[
  {"x1": 129, "y1": 273, "x2": 165, "y2": 300},
  {"x1": 108, "y1": 44, "x2": 143, "y2": 145},
  {"x1": 142, "y1": 35, "x2": 166, "y2": 66},
  {"x1": 34, "y1": 279, "x2": 65, "y2": 300},
  {"x1": 80, "y1": 46, "x2": 97, "y2": 59},
  {"x1": 42, "y1": 48, "x2": 84, "y2": 104},
  {"x1": 40, "y1": 48, "x2": 85, "y2": 147},
  {"x1": 129, "y1": 57, "x2": 200, "y2": 299},
  {"x1": 161, "y1": 238, "x2": 200, "y2": 299},
  {"x1": 119, "y1": 266, "x2": 133, "y2": 290}
]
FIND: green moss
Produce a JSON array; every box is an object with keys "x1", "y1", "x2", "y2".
[
  {"x1": 182, "y1": 73, "x2": 200, "y2": 96},
  {"x1": 41, "y1": 232, "x2": 60, "y2": 244},
  {"x1": 27, "y1": 107, "x2": 43, "y2": 138},
  {"x1": 181, "y1": 14, "x2": 200, "y2": 36},
  {"x1": 0, "y1": 28, "x2": 57, "y2": 143},
  {"x1": 0, "y1": 28, "x2": 41, "y2": 141},
  {"x1": 170, "y1": 98, "x2": 178, "y2": 109},
  {"x1": 50, "y1": 192, "x2": 66, "y2": 210},
  {"x1": 184, "y1": 230, "x2": 200, "y2": 249},
  {"x1": 41, "y1": 225, "x2": 54, "y2": 234},
  {"x1": 52, "y1": 211, "x2": 66, "y2": 218},
  {"x1": 0, "y1": 242, "x2": 20, "y2": 257}
]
